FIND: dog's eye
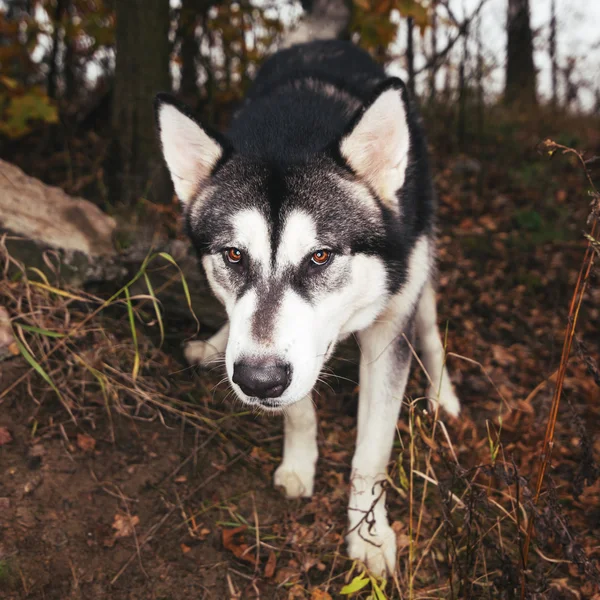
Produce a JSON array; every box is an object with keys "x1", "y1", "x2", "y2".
[
  {"x1": 225, "y1": 248, "x2": 243, "y2": 264},
  {"x1": 311, "y1": 250, "x2": 331, "y2": 266}
]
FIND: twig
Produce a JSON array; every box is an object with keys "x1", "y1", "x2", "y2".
[{"x1": 521, "y1": 141, "x2": 599, "y2": 587}]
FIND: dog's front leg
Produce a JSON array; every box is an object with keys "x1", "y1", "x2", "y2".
[
  {"x1": 274, "y1": 394, "x2": 318, "y2": 498},
  {"x1": 346, "y1": 320, "x2": 413, "y2": 575},
  {"x1": 184, "y1": 322, "x2": 229, "y2": 368}
]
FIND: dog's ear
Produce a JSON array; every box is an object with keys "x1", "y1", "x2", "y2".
[
  {"x1": 339, "y1": 78, "x2": 410, "y2": 205},
  {"x1": 155, "y1": 94, "x2": 226, "y2": 204}
]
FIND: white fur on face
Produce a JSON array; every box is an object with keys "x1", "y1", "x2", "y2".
[
  {"x1": 276, "y1": 210, "x2": 319, "y2": 270},
  {"x1": 340, "y1": 87, "x2": 410, "y2": 208},
  {"x1": 201, "y1": 208, "x2": 391, "y2": 409},
  {"x1": 157, "y1": 103, "x2": 222, "y2": 204},
  {"x1": 231, "y1": 208, "x2": 272, "y2": 275},
  {"x1": 222, "y1": 259, "x2": 388, "y2": 407}
]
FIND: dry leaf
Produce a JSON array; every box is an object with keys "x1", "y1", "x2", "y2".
[
  {"x1": 311, "y1": 590, "x2": 333, "y2": 600},
  {"x1": 0, "y1": 427, "x2": 13, "y2": 446},
  {"x1": 222, "y1": 526, "x2": 255, "y2": 565},
  {"x1": 491, "y1": 344, "x2": 516, "y2": 367},
  {"x1": 181, "y1": 543, "x2": 191, "y2": 554},
  {"x1": 77, "y1": 433, "x2": 96, "y2": 452},
  {"x1": 260, "y1": 549, "x2": 275, "y2": 578},
  {"x1": 112, "y1": 513, "x2": 139, "y2": 539}
]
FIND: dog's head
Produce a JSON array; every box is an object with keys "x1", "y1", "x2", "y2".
[{"x1": 155, "y1": 80, "x2": 412, "y2": 410}]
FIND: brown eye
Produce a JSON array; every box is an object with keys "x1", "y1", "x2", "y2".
[
  {"x1": 311, "y1": 249, "x2": 331, "y2": 266},
  {"x1": 226, "y1": 248, "x2": 242, "y2": 264}
]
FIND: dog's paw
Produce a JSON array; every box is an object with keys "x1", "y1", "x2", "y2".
[
  {"x1": 428, "y1": 377, "x2": 460, "y2": 418},
  {"x1": 346, "y1": 522, "x2": 397, "y2": 576},
  {"x1": 273, "y1": 461, "x2": 315, "y2": 498},
  {"x1": 184, "y1": 340, "x2": 221, "y2": 368}
]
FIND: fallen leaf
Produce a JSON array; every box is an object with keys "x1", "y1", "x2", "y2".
[
  {"x1": 311, "y1": 590, "x2": 333, "y2": 600},
  {"x1": 77, "y1": 433, "x2": 96, "y2": 452},
  {"x1": 112, "y1": 513, "x2": 139, "y2": 539},
  {"x1": 288, "y1": 584, "x2": 307, "y2": 599},
  {"x1": 264, "y1": 549, "x2": 277, "y2": 578},
  {"x1": 23, "y1": 473, "x2": 43, "y2": 495},
  {"x1": 491, "y1": 344, "x2": 517, "y2": 367},
  {"x1": 222, "y1": 526, "x2": 255, "y2": 565},
  {"x1": 0, "y1": 427, "x2": 12, "y2": 446},
  {"x1": 181, "y1": 543, "x2": 191, "y2": 554},
  {"x1": 275, "y1": 566, "x2": 301, "y2": 585}
]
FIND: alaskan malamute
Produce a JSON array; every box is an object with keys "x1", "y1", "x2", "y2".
[{"x1": 155, "y1": 40, "x2": 460, "y2": 575}]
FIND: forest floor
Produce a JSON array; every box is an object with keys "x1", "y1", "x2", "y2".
[{"x1": 1, "y1": 106, "x2": 600, "y2": 600}]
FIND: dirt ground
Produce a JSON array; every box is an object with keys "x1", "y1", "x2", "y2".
[
  {"x1": 0, "y1": 358, "x2": 370, "y2": 600},
  {"x1": 1, "y1": 112, "x2": 600, "y2": 599}
]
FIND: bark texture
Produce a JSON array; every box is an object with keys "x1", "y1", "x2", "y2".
[
  {"x1": 505, "y1": 0, "x2": 537, "y2": 105},
  {"x1": 111, "y1": 0, "x2": 172, "y2": 205}
]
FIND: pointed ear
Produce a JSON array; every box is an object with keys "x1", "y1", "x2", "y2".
[
  {"x1": 154, "y1": 94, "x2": 226, "y2": 204},
  {"x1": 339, "y1": 79, "x2": 411, "y2": 205}
]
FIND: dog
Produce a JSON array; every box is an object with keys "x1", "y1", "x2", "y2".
[{"x1": 155, "y1": 40, "x2": 460, "y2": 575}]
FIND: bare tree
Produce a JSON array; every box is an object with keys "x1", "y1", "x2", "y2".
[
  {"x1": 47, "y1": 0, "x2": 68, "y2": 99},
  {"x1": 475, "y1": 13, "x2": 484, "y2": 151},
  {"x1": 563, "y1": 56, "x2": 579, "y2": 110},
  {"x1": 457, "y1": 13, "x2": 469, "y2": 150},
  {"x1": 416, "y1": 0, "x2": 487, "y2": 78},
  {"x1": 179, "y1": 0, "x2": 200, "y2": 107},
  {"x1": 406, "y1": 16, "x2": 415, "y2": 98},
  {"x1": 428, "y1": 1, "x2": 438, "y2": 103},
  {"x1": 505, "y1": 0, "x2": 537, "y2": 105},
  {"x1": 549, "y1": 0, "x2": 558, "y2": 108}
]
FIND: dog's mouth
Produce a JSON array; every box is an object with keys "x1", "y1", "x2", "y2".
[
  {"x1": 234, "y1": 387, "x2": 313, "y2": 413},
  {"x1": 241, "y1": 397, "x2": 287, "y2": 413}
]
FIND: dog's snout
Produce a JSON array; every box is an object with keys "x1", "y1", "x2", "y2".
[{"x1": 232, "y1": 359, "x2": 291, "y2": 399}]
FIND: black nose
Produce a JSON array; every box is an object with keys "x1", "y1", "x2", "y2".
[{"x1": 232, "y1": 359, "x2": 291, "y2": 399}]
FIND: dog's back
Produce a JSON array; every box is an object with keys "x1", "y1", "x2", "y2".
[{"x1": 227, "y1": 41, "x2": 387, "y2": 161}]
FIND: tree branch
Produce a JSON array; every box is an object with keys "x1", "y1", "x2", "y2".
[{"x1": 415, "y1": 0, "x2": 488, "y2": 76}]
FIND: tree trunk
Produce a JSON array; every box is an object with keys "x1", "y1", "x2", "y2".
[
  {"x1": 179, "y1": 0, "x2": 206, "y2": 108},
  {"x1": 505, "y1": 0, "x2": 536, "y2": 106},
  {"x1": 406, "y1": 16, "x2": 415, "y2": 99},
  {"x1": 476, "y1": 14, "x2": 484, "y2": 153},
  {"x1": 47, "y1": 0, "x2": 67, "y2": 99},
  {"x1": 428, "y1": 3, "x2": 438, "y2": 104},
  {"x1": 457, "y1": 19, "x2": 469, "y2": 151},
  {"x1": 111, "y1": 0, "x2": 172, "y2": 206},
  {"x1": 549, "y1": 0, "x2": 558, "y2": 109}
]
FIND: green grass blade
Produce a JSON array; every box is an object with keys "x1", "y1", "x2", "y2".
[
  {"x1": 18, "y1": 324, "x2": 65, "y2": 338},
  {"x1": 124, "y1": 287, "x2": 140, "y2": 381},
  {"x1": 158, "y1": 252, "x2": 200, "y2": 333},
  {"x1": 12, "y1": 326, "x2": 75, "y2": 422},
  {"x1": 143, "y1": 272, "x2": 164, "y2": 347},
  {"x1": 341, "y1": 572, "x2": 370, "y2": 594}
]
